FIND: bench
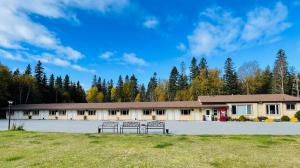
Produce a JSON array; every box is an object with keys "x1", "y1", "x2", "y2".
[
  {"x1": 99, "y1": 122, "x2": 118, "y2": 133},
  {"x1": 146, "y1": 121, "x2": 165, "y2": 134},
  {"x1": 120, "y1": 122, "x2": 140, "y2": 134}
]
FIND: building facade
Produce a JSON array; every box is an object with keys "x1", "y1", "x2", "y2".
[{"x1": 4, "y1": 94, "x2": 300, "y2": 121}]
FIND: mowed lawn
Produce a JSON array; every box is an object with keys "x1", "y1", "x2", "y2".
[{"x1": 1, "y1": 131, "x2": 300, "y2": 168}]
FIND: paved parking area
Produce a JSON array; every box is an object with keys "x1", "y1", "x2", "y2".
[{"x1": 1, "y1": 120, "x2": 300, "y2": 135}]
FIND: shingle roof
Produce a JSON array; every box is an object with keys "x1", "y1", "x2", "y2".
[
  {"x1": 6, "y1": 101, "x2": 227, "y2": 111},
  {"x1": 198, "y1": 94, "x2": 300, "y2": 103}
]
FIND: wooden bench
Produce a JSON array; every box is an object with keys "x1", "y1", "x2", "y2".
[
  {"x1": 146, "y1": 121, "x2": 165, "y2": 134},
  {"x1": 99, "y1": 122, "x2": 118, "y2": 133},
  {"x1": 120, "y1": 122, "x2": 140, "y2": 134}
]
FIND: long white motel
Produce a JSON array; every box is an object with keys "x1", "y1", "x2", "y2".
[{"x1": 2, "y1": 94, "x2": 300, "y2": 121}]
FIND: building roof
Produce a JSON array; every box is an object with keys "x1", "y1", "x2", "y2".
[
  {"x1": 6, "y1": 101, "x2": 227, "y2": 111},
  {"x1": 198, "y1": 94, "x2": 300, "y2": 103}
]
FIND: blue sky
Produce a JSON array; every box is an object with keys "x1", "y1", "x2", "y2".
[{"x1": 0, "y1": 0, "x2": 300, "y2": 89}]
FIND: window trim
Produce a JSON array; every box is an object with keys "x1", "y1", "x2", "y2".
[
  {"x1": 88, "y1": 110, "x2": 96, "y2": 115},
  {"x1": 156, "y1": 109, "x2": 165, "y2": 116},
  {"x1": 143, "y1": 109, "x2": 151, "y2": 116},
  {"x1": 266, "y1": 104, "x2": 280, "y2": 115},
  {"x1": 286, "y1": 103, "x2": 296, "y2": 111},
  {"x1": 108, "y1": 110, "x2": 117, "y2": 116},
  {"x1": 77, "y1": 110, "x2": 85, "y2": 116},
  {"x1": 181, "y1": 109, "x2": 191, "y2": 115},
  {"x1": 58, "y1": 110, "x2": 66, "y2": 116},
  {"x1": 231, "y1": 104, "x2": 252, "y2": 115},
  {"x1": 120, "y1": 109, "x2": 129, "y2": 115}
]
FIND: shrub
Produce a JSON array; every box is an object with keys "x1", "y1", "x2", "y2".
[
  {"x1": 257, "y1": 116, "x2": 268, "y2": 122},
  {"x1": 84, "y1": 116, "x2": 87, "y2": 120},
  {"x1": 281, "y1": 116, "x2": 290, "y2": 122},
  {"x1": 265, "y1": 118, "x2": 273, "y2": 122},
  {"x1": 238, "y1": 115, "x2": 247, "y2": 121},
  {"x1": 295, "y1": 111, "x2": 300, "y2": 121},
  {"x1": 253, "y1": 118, "x2": 259, "y2": 122},
  {"x1": 290, "y1": 117, "x2": 299, "y2": 122}
]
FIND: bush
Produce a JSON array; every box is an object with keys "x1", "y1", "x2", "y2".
[
  {"x1": 290, "y1": 117, "x2": 299, "y2": 122},
  {"x1": 238, "y1": 115, "x2": 247, "y2": 121},
  {"x1": 281, "y1": 116, "x2": 290, "y2": 122},
  {"x1": 257, "y1": 116, "x2": 268, "y2": 122},
  {"x1": 265, "y1": 118, "x2": 273, "y2": 122},
  {"x1": 295, "y1": 111, "x2": 300, "y2": 121},
  {"x1": 84, "y1": 116, "x2": 87, "y2": 120}
]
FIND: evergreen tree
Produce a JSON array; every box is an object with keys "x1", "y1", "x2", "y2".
[
  {"x1": 49, "y1": 74, "x2": 55, "y2": 102},
  {"x1": 140, "y1": 84, "x2": 146, "y2": 102},
  {"x1": 24, "y1": 64, "x2": 32, "y2": 75},
  {"x1": 189, "y1": 57, "x2": 199, "y2": 81},
  {"x1": 199, "y1": 57, "x2": 208, "y2": 76},
  {"x1": 129, "y1": 75, "x2": 138, "y2": 102},
  {"x1": 116, "y1": 75, "x2": 124, "y2": 102},
  {"x1": 168, "y1": 66, "x2": 179, "y2": 101},
  {"x1": 34, "y1": 61, "x2": 44, "y2": 85},
  {"x1": 63, "y1": 75, "x2": 70, "y2": 91},
  {"x1": 146, "y1": 73, "x2": 158, "y2": 101},
  {"x1": 223, "y1": 57, "x2": 240, "y2": 95},
  {"x1": 178, "y1": 62, "x2": 188, "y2": 90},
  {"x1": 92, "y1": 75, "x2": 97, "y2": 87},
  {"x1": 272, "y1": 49, "x2": 288, "y2": 94}
]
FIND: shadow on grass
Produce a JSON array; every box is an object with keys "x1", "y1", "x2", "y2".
[
  {"x1": 154, "y1": 142, "x2": 173, "y2": 148},
  {"x1": 6, "y1": 156, "x2": 23, "y2": 162}
]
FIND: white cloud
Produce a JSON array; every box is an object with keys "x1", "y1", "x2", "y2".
[
  {"x1": 123, "y1": 53, "x2": 147, "y2": 66},
  {"x1": 0, "y1": 0, "x2": 129, "y2": 62},
  {"x1": 242, "y1": 2, "x2": 290, "y2": 42},
  {"x1": 99, "y1": 51, "x2": 114, "y2": 60},
  {"x1": 0, "y1": 49, "x2": 26, "y2": 62},
  {"x1": 143, "y1": 17, "x2": 159, "y2": 29},
  {"x1": 187, "y1": 2, "x2": 290, "y2": 57},
  {"x1": 176, "y1": 43, "x2": 187, "y2": 51}
]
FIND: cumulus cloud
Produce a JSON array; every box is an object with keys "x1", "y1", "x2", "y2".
[
  {"x1": 123, "y1": 53, "x2": 147, "y2": 66},
  {"x1": 188, "y1": 2, "x2": 290, "y2": 56},
  {"x1": 0, "y1": 0, "x2": 129, "y2": 73},
  {"x1": 143, "y1": 17, "x2": 159, "y2": 29},
  {"x1": 99, "y1": 51, "x2": 114, "y2": 60}
]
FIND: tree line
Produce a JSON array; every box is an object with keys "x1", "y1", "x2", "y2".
[
  {"x1": 86, "y1": 49, "x2": 300, "y2": 102},
  {"x1": 0, "y1": 61, "x2": 86, "y2": 109}
]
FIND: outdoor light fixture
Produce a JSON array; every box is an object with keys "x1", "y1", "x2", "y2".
[{"x1": 8, "y1": 101, "x2": 13, "y2": 130}]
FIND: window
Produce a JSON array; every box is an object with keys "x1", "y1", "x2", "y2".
[
  {"x1": 206, "y1": 110, "x2": 210, "y2": 115},
  {"x1": 287, "y1": 103, "x2": 296, "y2": 110},
  {"x1": 231, "y1": 105, "x2": 252, "y2": 115},
  {"x1": 156, "y1": 109, "x2": 165, "y2": 115},
  {"x1": 121, "y1": 109, "x2": 129, "y2": 115},
  {"x1": 109, "y1": 110, "x2": 117, "y2": 115},
  {"x1": 88, "y1": 110, "x2": 96, "y2": 115},
  {"x1": 143, "y1": 109, "x2": 151, "y2": 115},
  {"x1": 24, "y1": 111, "x2": 30, "y2": 116},
  {"x1": 181, "y1": 109, "x2": 191, "y2": 115},
  {"x1": 266, "y1": 104, "x2": 280, "y2": 115},
  {"x1": 49, "y1": 110, "x2": 56, "y2": 116},
  {"x1": 58, "y1": 110, "x2": 66, "y2": 116},
  {"x1": 213, "y1": 109, "x2": 218, "y2": 116},
  {"x1": 77, "y1": 110, "x2": 85, "y2": 115},
  {"x1": 32, "y1": 110, "x2": 39, "y2": 116}
]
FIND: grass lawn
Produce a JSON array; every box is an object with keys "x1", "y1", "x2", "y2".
[{"x1": 0, "y1": 131, "x2": 300, "y2": 168}]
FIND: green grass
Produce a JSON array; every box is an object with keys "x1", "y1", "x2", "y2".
[{"x1": 1, "y1": 131, "x2": 300, "y2": 167}]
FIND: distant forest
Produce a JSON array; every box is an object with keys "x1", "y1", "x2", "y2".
[{"x1": 0, "y1": 49, "x2": 299, "y2": 108}]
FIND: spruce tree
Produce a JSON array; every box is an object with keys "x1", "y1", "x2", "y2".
[
  {"x1": 199, "y1": 57, "x2": 208, "y2": 77},
  {"x1": 178, "y1": 62, "x2": 188, "y2": 90},
  {"x1": 146, "y1": 73, "x2": 158, "y2": 101},
  {"x1": 116, "y1": 75, "x2": 124, "y2": 102},
  {"x1": 190, "y1": 57, "x2": 199, "y2": 81},
  {"x1": 24, "y1": 64, "x2": 32, "y2": 75},
  {"x1": 140, "y1": 84, "x2": 146, "y2": 102},
  {"x1": 223, "y1": 57, "x2": 240, "y2": 95},
  {"x1": 63, "y1": 75, "x2": 70, "y2": 91},
  {"x1": 129, "y1": 75, "x2": 138, "y2": 102},
  {"x1": 34, "y1": 61, "x2": 44, "y2": 85},
  {"x1": 168, "y1": 66, "x2": 179, "y2": 101}
]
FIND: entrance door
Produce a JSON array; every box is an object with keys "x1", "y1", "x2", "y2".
[
  {"x1": 67, "y1": 111, "x2": 76, "y2": 120},
  {"x1": 205, "y1": 110, "x2": 212, "y2": 121},
  {"x1": 195, "y1": 111, "x2": 200, "y2": 120},
  {"x1": 39, "y1": 111, "x2": 49, "y2": 120},
  {"x1": 167, "y1": 111, "x2": 175, "y2": 120},
  {"x1": 131, "y1": 111, "x2": 138, "y2": 120},
  {"x1": 218, "y1": 108, "x2": 227, "y2": 121}
]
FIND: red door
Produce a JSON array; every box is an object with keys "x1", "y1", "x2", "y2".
[{"x1": 218, "y1": 108, "x2": 227, "y2": 121}]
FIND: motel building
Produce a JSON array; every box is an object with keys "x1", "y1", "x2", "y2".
[{"x1": 3, "y1": 94, "x2": 300, "y2": 121}]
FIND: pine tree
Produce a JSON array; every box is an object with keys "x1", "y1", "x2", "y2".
[
  {"x1": 190, "y1": 57, "x2": 199, "y2": 81},
  {"x1": 223, "y1": 57, "x2": 240, "y2": 95},
  {"x1": 129, "y1": 75, "x2": 138, "y2": 102},
  {"x1": 146, "y1": 73, "x2": 158, "y2": 101},
  {"x1": 178, "y1": 62, "x2": 188, "y2": 90},
  {"x1": 140, "y1": 84, "x2": 146, "y2": 102},
  {"x1": 116, "y1": 75, "x2": 124, "y2": 102},
  {"x1": 63, "y1": 75, "x2": 70, "y2": 91},
  {"x1": 199, "y1": 57, "x2": 208, "y2": 77},
  {"x1": 24, "y1": 64, "x2": 32, "y2": 75},
  {"x1": 272, "y1": 49, "x2": 288, "y2": 94},
  {"x1": 168, "y1": 66, "x2": 179, "y2": 101},
  {"x1": 92, "y1": 75, "x2": 97, "y2": 87},
  {"x1": 49, "y1": 74, "x2": 55, "y2": 102},
  {"x1": 34, "y1": 61, "x2": 44, "y2": 85}
]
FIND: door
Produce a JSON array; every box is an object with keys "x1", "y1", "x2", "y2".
[
  {"x1": 174, "y1": 110, "x2": 180, "y2": 120},
  {"x1": 205, "y1": 110, "x2": 212, "y2": 121},
  {"x1": 218, "y1": 108, "x2": 227, "y2": 121},
  {"x1": 195, "y1": 111, "x2": 200, "y2": 120},
  {"x1": 97, "y1": 111, "x2": 108, "y2": 120},
  {"x1": 131, "y1": 110, "x2": 138, "y2": 120},
  {"x1": 39, "y1": 111, "x2": 49, "y2": 120},
  {"x1": 67, "y1": 111, "x2": 76, "y2": 120},
  {"x1": 167, "y1": 111, "x2": 175, "y2": 120}
]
